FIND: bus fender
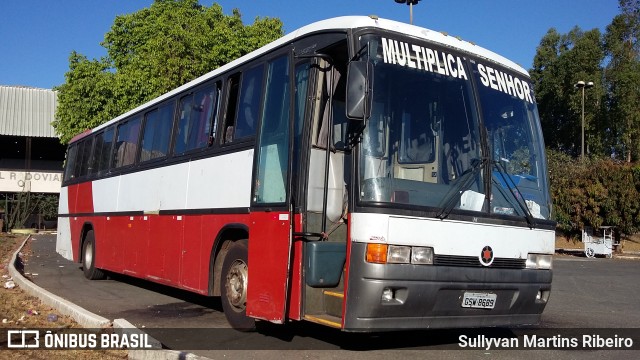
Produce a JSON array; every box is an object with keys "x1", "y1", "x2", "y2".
[{"x1": 208, "y1": 223, "x2": 249, "y2": 296}]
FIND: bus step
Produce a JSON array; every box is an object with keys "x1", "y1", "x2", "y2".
[
  {"x1": 323, "y1": 289, "x2": 344, "y2": 318},
  {"x1": 323, "y1": 290, "x2": 344, "y2": 298},
  {"x1": 303, "y1": 314, "x2": 342, "y2": 329}
]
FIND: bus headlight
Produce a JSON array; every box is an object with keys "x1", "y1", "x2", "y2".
[
  {"x1": 366, "y1": 244, "x2": 434, "y2": 265},
  {"x1": 388, "y1": 245, "x2": 411, "y2": 264},
  {"x1": 526, "y1": 253, "x2": 553, "y2": 269},
  {"x1": 411, "y1": 247, "x2": 434, "y2": 265}
]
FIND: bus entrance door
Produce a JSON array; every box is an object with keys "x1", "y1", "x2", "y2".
[
  {"x1": 246, "y1": 210, "x2": 292, "y2": 323},
  {"x1": 245, "y1": 54, "x2": 293, "y2": 323}
]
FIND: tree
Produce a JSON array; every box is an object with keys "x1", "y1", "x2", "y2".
[
  {"x1": 604, "y1": 0, "x2": 640, "y2": 162},
  {"x1": 52, "y1": 52, "x2": 115, "y2": 143},
  {"x1": 53, "y1": 0, "x2": 283, "y2": 143},
  {"x1": 530, "y1": 27, "x2": 605, "y2": 156},
  {"x1": 532, "y1": 0, "x2": 640, "y2": 160}
]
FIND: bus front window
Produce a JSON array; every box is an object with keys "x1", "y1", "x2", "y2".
[
  {"x1": 358, "y1": 35, "x2": 552, "y2": 221},
  {"x1": 474, "y1": 62, "x2": 551, "y2": 220},
  {"x1": 359, "y1": 52, "x2": 484, "y2": 211}
]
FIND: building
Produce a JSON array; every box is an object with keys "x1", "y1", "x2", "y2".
[{"x1": 0, "y1": 85, "x2": 66, "y2": 230}]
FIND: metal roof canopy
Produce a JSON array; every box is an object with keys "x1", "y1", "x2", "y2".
[{"x1": 0, "y1": 85, "x2": 58, "y2": 138}]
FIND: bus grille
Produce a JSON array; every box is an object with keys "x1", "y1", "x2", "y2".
[{"x1": 434, "y1": 255, "x2": 526, "y2": 269}]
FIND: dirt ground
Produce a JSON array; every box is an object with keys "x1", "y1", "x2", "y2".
[{"x1": 0, "y1": 233, "x2": 127, "y2": 359}]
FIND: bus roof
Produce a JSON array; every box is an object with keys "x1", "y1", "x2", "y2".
[{"x1": 87, "y1": 16, "x2": 528, "y2": 136}]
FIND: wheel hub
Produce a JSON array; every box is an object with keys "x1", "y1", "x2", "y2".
[
  {"x1": 84, "y1": 242, "x2": 93, "y2": 267},
  {"x1": 226, "y1": 259, "x2": 248, "y2": 311}
]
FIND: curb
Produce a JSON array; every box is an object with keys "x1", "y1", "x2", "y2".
[
  {"x1": 9, "y1": 235, "x2": 111, "y2": 328},
  {"x1": 8, "y1": 235, "x2": 212, "y2": 360},
  {"x1": 614, "y1": 255, "x2": 640, "y2": 260}
]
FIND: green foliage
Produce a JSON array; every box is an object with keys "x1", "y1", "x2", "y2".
[
  {"x1": 530, "y1": 27, "x2": 605, "y2": 156},
  {"x1": 36, "y1": 194, "x2": 59, "y2": 221},
  {"x1": 548, "y1": 149, "x2": 640, "y2": 235},
  {"x1": 54, "y1": 0, "x2": 283, "y2": 143},
  {"x1": 534, "y1": 1, "x2": 640, "y2": 234},
  {"x1": 52, "y1": 52, "x2": 115, "y2": 143},
  {"x1": 604, "y1": 3, "x2": 640, "y2": 161},
  {"x1": 7, "y1": 192, "x2": 38, "y2": 230},
  {"x1": 5, "y1": 192, "x2": 57, "y2": 230},
  {"x1": 531, "y1": 0, "x2": 640, "y2": 161}
]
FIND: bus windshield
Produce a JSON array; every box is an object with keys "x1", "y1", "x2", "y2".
[{"x1": 358, "y1": 35, "x2": 551, "y2": 221}]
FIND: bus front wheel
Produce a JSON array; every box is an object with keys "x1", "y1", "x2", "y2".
[
  {"x1": 82, "y1": 230, "x2": 106, "y2": 280},
  {"x1": 220, "y1": 240, "x2": 256, "y2": 331}
]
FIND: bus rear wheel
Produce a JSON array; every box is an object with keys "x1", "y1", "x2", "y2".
[
  {"x1": 220, "y1": 240, "x2": 256, "y2": 331},
  {"x1": 82, "y1": 230, "x2": 106, "y2": 280}
]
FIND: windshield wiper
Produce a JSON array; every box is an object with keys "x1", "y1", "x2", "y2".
[
  {"x1": 436, "y1": 157, "x2": 487, "y2": 220},
  {"x1": 492, "y1": 161, "x2": 536, "y2": 229}
]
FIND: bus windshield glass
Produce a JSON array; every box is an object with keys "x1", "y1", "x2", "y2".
[{"x1": 357, "y1": 35, "x2": 551, "y2": 221}]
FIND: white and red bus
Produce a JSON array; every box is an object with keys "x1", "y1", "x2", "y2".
[{"x1": 57, "y1": 16, "x2": 555, "y2": 331}]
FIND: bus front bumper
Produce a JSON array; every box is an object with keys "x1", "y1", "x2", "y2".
[{"x1": 343, "y1": 242, "x2": 552, "y2": 331}]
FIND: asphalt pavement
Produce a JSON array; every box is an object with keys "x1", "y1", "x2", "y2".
[
  {"x1": 23, "y1": 234, "x2": 227, "y2": 329},
  {"x1": 8, "y1": 233, "x2": 640, "y2": 360}
]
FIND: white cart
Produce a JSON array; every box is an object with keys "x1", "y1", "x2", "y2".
[{"x1": 582, "y1": 226, "x2": 614, "y2": 258}]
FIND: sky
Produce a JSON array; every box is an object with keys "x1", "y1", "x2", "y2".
[{"x1": 0, "y1": 0, "x2": 622, "y2": 90}]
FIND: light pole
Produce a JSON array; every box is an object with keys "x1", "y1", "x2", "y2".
[
  {"x1": 574, "y1": 80, "x2": 594, "y2": 162},
  {"x1": 394, "y1": 0, "x2": 421, "y2": 24}
]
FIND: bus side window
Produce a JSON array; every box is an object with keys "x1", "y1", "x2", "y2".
[
  {"x1": 314, "y1": 61, "x2": 347, "y2": 150},
  {"x1": 72, "y1": 141, "x2": 83, "y2": 178},
  {"x1": 112, "y1": 117, "x2": 141, "y2": 168},
  {"x1": 193, "y1": 84, "x2": 219, "y2": 148},
  {"x1": 96, "y1": 126, "x2": 115, "y2": 173},
  {"x1": 141, "y1": 102, "x2": 174, "y2": 162},
  {"x1": 174, "y1": 83, "x2": 220, "y2": 153},
  {"x1": 89, "y1": 132, "x2": 103, "y2": 176},
  {"x1": 175, "y1": 94, "x2": 194, "y2": 153},
  {"x1": 234, "y1": 65, "x2": 264, "y2": 140},
  {"x1": 223, "y1": 74, "x2": 240, "y2": 143},
  {"x1": 254, "y1": 54, "x2": 290, "y2": 203},
  {"x1": 63, "y1": 145, "x2": 78, "y2": 181},
  {"x1": 75, "y1": 138, "x2": 93, "y2": 178}
]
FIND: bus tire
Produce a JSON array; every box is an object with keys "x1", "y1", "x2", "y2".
[
  {"x1": 220, "y1": 240, "x2": 255, "y2": 331},
  {"x1": 82, "y1": 230, "x2": 106, "y2": 280}
]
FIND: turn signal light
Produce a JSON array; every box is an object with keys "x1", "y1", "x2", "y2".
[{"x1": 366, "y1": 243, "x2": 388, "y2": 264}]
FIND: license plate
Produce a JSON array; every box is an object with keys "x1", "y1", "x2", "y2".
[{"x1": 461, "y1": 292, "x2": 497, "y2": 309}]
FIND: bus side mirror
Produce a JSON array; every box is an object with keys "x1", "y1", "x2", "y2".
[{"x1": 346, "y1": 61, "x2": 373, "y2": 121}]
